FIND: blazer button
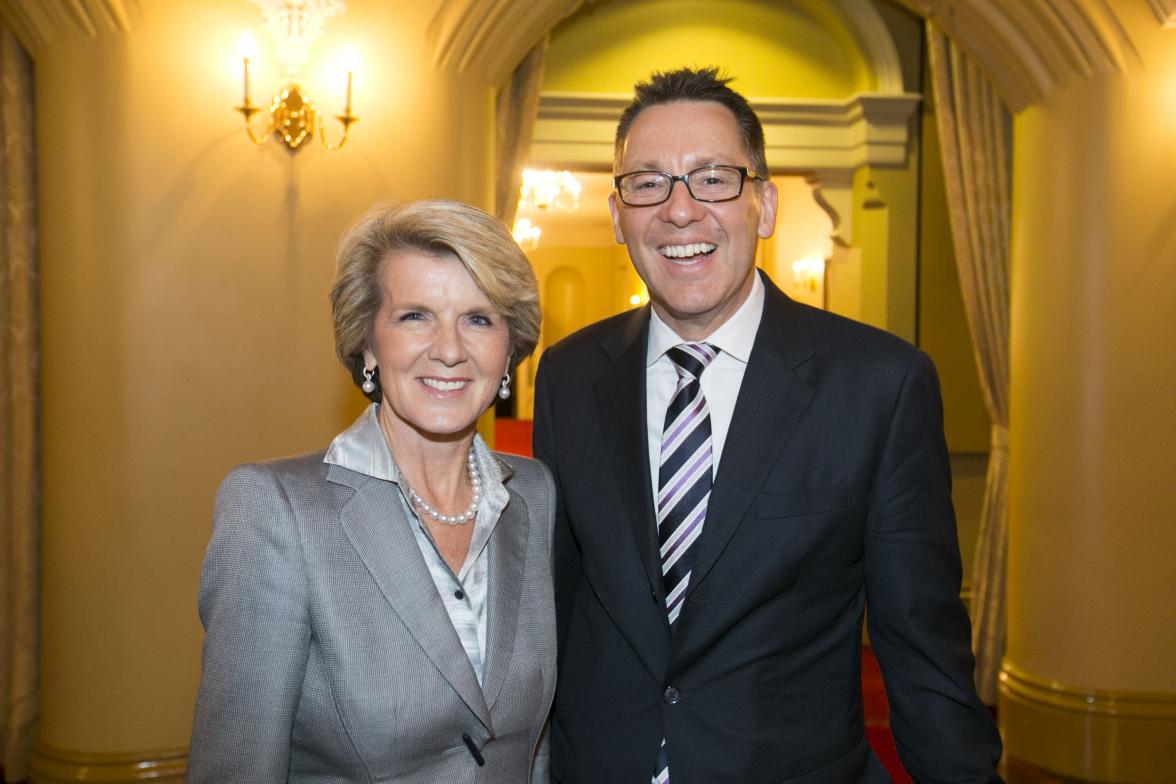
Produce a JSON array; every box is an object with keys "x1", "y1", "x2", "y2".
[{"x1": 663, "y1": 686, "x2": 680, "y2": 705}]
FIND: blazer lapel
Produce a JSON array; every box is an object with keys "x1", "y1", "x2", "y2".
[
  {"x1": 331, "y1": 465, "x2": 493, "y2": 731},
  {"x1": 688, "y1": 276, "x2": 816, "y2": 593},
  {"x1": 481, "y1": 461, "x2": 526, "y2": 712}
]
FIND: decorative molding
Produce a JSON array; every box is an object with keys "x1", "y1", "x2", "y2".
[
  {"x1": 830, "y1": 0, "x2": 905, "y2": 93},
  {"x1": 28, "y1": 742, "x2": 185, "y2": 783},
  {"x1": 1000, "y1": 661, "x2": 1176, "y2": 781},
  {"x1": 530, "y1": 92, "x2": 922, "y2": 173},
  {"x1": 427, "y1": 0, "x2": 584, "y2": 85},
  {"x1": 1147, "y1": 0, "x2": 1176, "y2": 28},
  {"x1": 894, "y1": 0, "x2": 1138, "y2": 111},
  {"x1": 0, "y1": 0, "x2": 135, "y2": 53}
]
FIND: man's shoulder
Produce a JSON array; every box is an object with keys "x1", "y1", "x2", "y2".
[
  {"x1": 766, "y1": 292, "x2": 920, "y2": 366},
  {"x1": 541, "y1": 307, "x2": 644, "y2": 365}
]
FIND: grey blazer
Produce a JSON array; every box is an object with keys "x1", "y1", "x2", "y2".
[{"x1": 188, "y1": 446, "x2": 556, "y2": 783}]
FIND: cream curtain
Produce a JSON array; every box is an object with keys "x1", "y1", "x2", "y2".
[
  {"x1": 0, "y1": 23, "x2": 39, "y2": 784},
  {"x1": 494, "y1": 37, "x2": 549, "y2": 227},
  {"x1": 927, "y1": 23, "x2": 1012, "y2": 704}
]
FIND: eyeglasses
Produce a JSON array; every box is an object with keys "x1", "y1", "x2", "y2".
[{"x1": 613, "y1": 165, "x2": 763, "y2": 207}]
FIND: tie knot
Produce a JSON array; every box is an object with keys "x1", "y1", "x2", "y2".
[{"x1": 667, "y1": 343, "x2": 718, "y2": 380}]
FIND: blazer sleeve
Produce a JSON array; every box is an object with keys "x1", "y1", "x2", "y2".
[
  {"x1": 187, "y1": 463, "x2": 313, "y2": 783},
  {"x1": 863, "y1": 350, "x2": 1003, "y2": 782}
]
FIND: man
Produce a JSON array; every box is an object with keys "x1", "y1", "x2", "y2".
[{"x1": 532, "y1": 68, "x2": 1002, "y2": 783}]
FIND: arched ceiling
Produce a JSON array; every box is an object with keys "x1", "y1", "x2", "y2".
[
  {"x1": 0, "y1": 0, "x2": 1149, "y2": 113},
  {"x1": 427, "y1": 0, "x2": 1145, "y2": 111}
]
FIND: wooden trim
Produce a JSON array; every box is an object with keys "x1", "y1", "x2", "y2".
[
  {"x1": 999, "y1": 661, "x2": 1176, "y2": 782},
  {"x1": 27, "y1": 742, "x2": 185, "y2": 783}
]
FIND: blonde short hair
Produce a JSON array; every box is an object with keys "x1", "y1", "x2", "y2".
[{"x1": 330, "y1": 200, "x2": 540, "y2": 402}]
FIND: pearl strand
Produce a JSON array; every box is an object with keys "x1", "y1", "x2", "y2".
[{"x1": 408, "y1": 450, "x2": 482, "y2": 526}]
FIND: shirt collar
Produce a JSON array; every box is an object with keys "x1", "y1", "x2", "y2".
[
  {"x1": 323, "y1": 403, "x2": 508, "y2": 487},
  {"x1": 646, "y1": 270, "x2": 764, "y2": 366}
]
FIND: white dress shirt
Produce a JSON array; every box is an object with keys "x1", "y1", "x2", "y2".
[{"x1": 645, "y1": 272, "x2": 765, "y2": 495}]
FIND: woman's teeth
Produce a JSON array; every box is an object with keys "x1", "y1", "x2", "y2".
[{"x1": 422, "y1": 378, "x2": 468, "y2": 391}]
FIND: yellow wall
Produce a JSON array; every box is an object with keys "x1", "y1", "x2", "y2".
[
  {"x1": 1007, "y1": 0, "x2": 1176, "y2": 694},
  {"x1": 35, "y1": 0, "x2": 496, "y2": 759},
  {"x1": 544, "y1": 0, "x2": 869, "y2": 97}
]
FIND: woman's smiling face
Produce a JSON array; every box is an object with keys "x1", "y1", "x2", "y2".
[{"x1": 363, "y1": 249, "x2": 510, "y2": 443}]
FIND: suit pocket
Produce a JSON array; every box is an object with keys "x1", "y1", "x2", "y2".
[
  {"x1": 775, "y1": 736, "x2": 874, "y2": 783},
  {"x1": 755, "y1": 486, "x2": 854, "y2": 521}
]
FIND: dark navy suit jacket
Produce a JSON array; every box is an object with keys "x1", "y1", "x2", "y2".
[{"x1": 533, "y1": 272, "x2": 1002, "y2": 783}]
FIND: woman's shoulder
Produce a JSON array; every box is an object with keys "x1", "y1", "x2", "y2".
[{"x1": 219, "y1": 450, "x2": 330, "y2": 500}]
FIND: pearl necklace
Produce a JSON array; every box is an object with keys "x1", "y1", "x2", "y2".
[{"x1": 407, "y1": 450, "x2": 482, "y2": 526}]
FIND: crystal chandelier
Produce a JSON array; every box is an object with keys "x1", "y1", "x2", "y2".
[{"x1": 519, "y1": 169, "x2": 582, "y2": 212}]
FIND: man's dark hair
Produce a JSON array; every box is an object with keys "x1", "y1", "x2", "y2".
[{"x1": 613, "y1": 66, "x2": 768, "y2": 178}]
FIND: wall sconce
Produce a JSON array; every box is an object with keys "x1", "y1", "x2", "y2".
[
  {"x1": 234, "y1": 0, "x2": 357, "y2": 152},
  {"x1": 791, "y1": 257, "x2": 826, "y2": 292},
  {"x1": 513, "y1": 218, "x2": 542, "y2": 251}
]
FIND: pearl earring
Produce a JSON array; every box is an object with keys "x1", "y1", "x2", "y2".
[
  {"x1": 361, "y1": 367, "x2": 377, "y2": 394},
  {"x1": 498, "y1": 370, "x2": 511, "y2": 400}
]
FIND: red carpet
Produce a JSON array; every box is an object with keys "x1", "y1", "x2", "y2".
[{"x1": 496, "y1": 419, "x2": 911, "y2": 781}]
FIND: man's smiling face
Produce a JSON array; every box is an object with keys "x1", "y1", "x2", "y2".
[{"x1": 609, "y1": 100, "x2": 777, "y2": 340}]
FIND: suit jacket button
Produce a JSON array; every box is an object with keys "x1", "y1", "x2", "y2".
[{"x1": 663, "y1": 686, "x2": 680, "y2": 705}]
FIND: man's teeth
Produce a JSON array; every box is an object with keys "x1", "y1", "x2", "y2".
[
  {"x1": 422, "y1": 378, "x2": 468, "y2": 391},
  {"x1": 661, "y1": 243, "x2": 716, "y2": 259}
]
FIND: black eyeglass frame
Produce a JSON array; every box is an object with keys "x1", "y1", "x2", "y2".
[{"x1": 612, "y1": 165, "x2": 765, "y2": 207}]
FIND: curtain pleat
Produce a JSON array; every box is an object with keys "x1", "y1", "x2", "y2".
[
  {"x1": 927, "y1": 22, "x2": 1012, "y2": 704},
  {"x1": 0, "y1": 22, "x2": 39, "y2": 784},
  {"x1": 494, "y1": 38, "x2": 549, "y2": 227}
]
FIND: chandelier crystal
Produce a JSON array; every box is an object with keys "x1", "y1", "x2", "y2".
[
  {"x1": 519, "y1": 169, "x2": 582, "y2": 213},
  {"x1": 252, "y1": 0, "x2": 346, "y2": 77}
]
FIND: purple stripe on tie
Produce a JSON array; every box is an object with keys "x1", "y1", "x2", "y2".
[
  {"x1": 678, "y1": 342, "x2": 717, "y2": 367},
  {"x1": 658, "y1": 443, "x2": 713, "y2": 513},
  {"x1": 658, "y1": 453, "x2": 712, "y2": 523},
  {"x1": 660, "y1": 395, "x2": 708, "y2": 457},
  {"x1": 658, "y1": 442, "x2": 712, "y2": 516},
  {"x1": 666, "y1": 572, "x2": 691, "y2": 620},
  {"x1": 661, "y1": 503, "x2": 706, "y2": 570}
]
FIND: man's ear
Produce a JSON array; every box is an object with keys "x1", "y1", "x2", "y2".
[
  {"x1": 757, "y1": 179, "x2": 778, "y2": 240},
  {"x1": 608, "y1": 192, "x2": 626, "y2": 245}
]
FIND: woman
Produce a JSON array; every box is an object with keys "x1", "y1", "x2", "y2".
[{"x1": 188, "y1": 200, "x2": 553, "y2": 783}]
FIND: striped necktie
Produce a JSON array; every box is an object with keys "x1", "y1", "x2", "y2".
[{"x1": 653, "y1": 342, "x2": 717, "y2": 784}]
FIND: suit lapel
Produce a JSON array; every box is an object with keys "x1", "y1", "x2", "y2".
[
  {"x1": 592, "y1": 307, "x2": 664, "y2": 595},
  {"x1": 481, "y1": 466, "x2": 527, "y2": 712},
  {"x1": 332, "y1": 465, "x2": 492, "y2": 731},
  {"x1": 688, "y1": 276, "x2": 816, "y2": 593},
  {"x1": 588, "y1": 308, "x2": 674, "y2": 675}
]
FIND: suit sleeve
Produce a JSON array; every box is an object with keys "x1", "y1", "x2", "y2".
[
  {"x1": 187, "y1": 464, "x2": 312, "y2": 783},
  {"x1": 532, "y1": 351, "x2": 581, "y2": 670},
  {"x1": 863, "y1": 351, "x2": 1003, "y2": 782}
]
